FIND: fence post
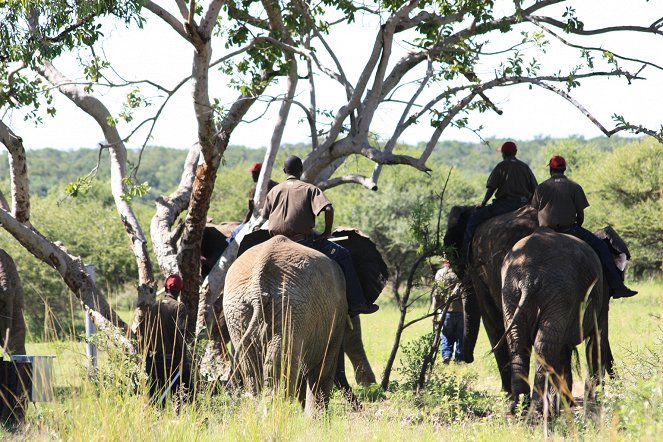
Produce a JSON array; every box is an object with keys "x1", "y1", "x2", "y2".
[{"x1": 84, "y1": 264, "x2": 98, "y2": 375}]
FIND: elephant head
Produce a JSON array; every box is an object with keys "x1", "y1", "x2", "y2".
[{"x1": 223, "y1": 235, "x2": 347, "y2": 413}]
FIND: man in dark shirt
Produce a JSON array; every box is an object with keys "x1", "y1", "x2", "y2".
[
  {"x1": 261, "y1": 155, "x2": 379, "y2": 316},
  {"x1": 531, "y1": 155, "x2": 637, "y2": 298},
  {"x1": 243, "y1": 162, "x2": 279, "y2": 224},
  {"x1": 136, "y1": 274, "x2": 191, "y2": 405},
  {"x1": 462, "y1": 141, "x2": 538, "y2": 262}
]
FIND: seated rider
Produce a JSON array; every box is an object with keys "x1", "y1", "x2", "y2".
[
  {"x1": 531, "y1": 155, "x2": 637, "y2": 298},
  {"x1": 462, "y1": 141, "x2": 538, "y2": 262},
  {"x1": 260, "y1": 155, "x2": 379, "y2": 316}
]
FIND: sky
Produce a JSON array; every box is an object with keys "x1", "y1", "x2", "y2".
[{"x1": 4, "y1": 1, "x2": 663, "y2": 151}]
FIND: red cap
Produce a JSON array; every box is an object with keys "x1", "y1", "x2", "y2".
[
  {"x1": 165, "y1": 274, "x2": 183, "y2": 292},
  {"x1": 247, "y1": 162, "x2": 262, "y2": 173},
  {"x1": 496, "y1": 141, "x2": 517, "y2": 155},
  {"x1": 548, "y1": 155, "x2": 566, "y2": 169}
]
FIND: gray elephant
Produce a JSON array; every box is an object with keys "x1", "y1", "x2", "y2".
[
  {"x1": 202, "y1": 224, "x2": 379, "y2": 387},
  {"x1": 501, "y1": 227, "x2": 618, "y2": 412},
  {"x1": 223, "y1": 235, "x2": 347, "y2": 412},
  {"x1": 0, "y1": 249, "x2": 27, "y2": 356},
  {"x1": 444, "y1": 205, "x2": 538, "y2": 393}
]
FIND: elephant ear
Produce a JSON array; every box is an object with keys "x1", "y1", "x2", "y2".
[
  {"x1": 594, "y1": 225, "x2": 631, "y2": 260},
  {"x1": 443, "y1": 205, "x2": 475, "y2": 262},
  {"x1": 237, "y1": 229, "x2": 272, "y2": 257},
  {"x1": 332, "y1": 227, "x2": 388, "y2": 304},
  {"x1": 201, "y1": 224, "x2": 230, "y2": 277}
]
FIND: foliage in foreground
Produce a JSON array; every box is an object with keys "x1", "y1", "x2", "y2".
[{"x1": 3, "y1": 324, "x2": 660, "y2": 441}]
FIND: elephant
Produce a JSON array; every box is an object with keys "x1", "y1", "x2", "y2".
[
  {"x1": 223, "y1": 235, "x2": 347, "y2": 412},
  {"x1": 201, "y1": 223, "x2": 380, "y2": 387},
  {"x1": 501, "y1": 227, "x2": 620, "y2": 413},
  {"x1": 444, "y1": 205, "x2": 538, "y2": 393},
  {"x1": 0, "y1": 248, "x2": 27, "y2": 356}
]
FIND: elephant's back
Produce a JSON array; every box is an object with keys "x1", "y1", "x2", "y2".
[
  {"x1": 224, "y1": 235, "x2": 347, "y2": 354},
  {"x1": 474, "y1": 206, "x2": 538, "y2": 263},
  {"x1": 503, "y1": 228, "x2": 602, "y2": 293}
]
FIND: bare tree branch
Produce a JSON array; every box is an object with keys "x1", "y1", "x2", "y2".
[
  {"x1": 0, "y1": 207, "x2": 132, "y2": 350},
  {"x1": 38, "y1": 60, "x2": 155, "y2": 294},
  {"x1": 528, "y1": 15, "x2": 663, "y2": 36},
  {"x1": 317, "y1": 174, "x2": 378, "y2": 191},
  {"x1": 0, "y1": 120, "x2": 30, "y2": 224},
  {"x1": 143, "y1": 1, "x2": 190, "y2": 42}
]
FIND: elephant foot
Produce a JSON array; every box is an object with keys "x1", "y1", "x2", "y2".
[
  {"x1": 355, "y1": 369, "x2": 376, "y2": 386},
  {"x1": 509, "y1": 393, "x2": 532, "y2": 416},
  {"x1": 340, "y1": 388, "x2": 363, "y2": 411}
]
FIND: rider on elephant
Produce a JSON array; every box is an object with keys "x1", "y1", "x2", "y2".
[
  {"x1": 531, "y1": 155, "x2": 637, "y2": 298},
  {"x1": 243, "y1": 162, "x2": 279, "y2": 224},
  {"x1": 461, "y1": 141, "x2": 538, "y2": 263},
  {"x1": 261, "y1": 155, "x2": 379, "y2": 316}
]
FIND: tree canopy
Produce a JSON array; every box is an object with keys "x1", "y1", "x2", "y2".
[{"x1": 1, "y1": 1, "x2": 662, "y2": 354}]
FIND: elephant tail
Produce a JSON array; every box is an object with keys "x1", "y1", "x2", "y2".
[
  {"x1": 492, "y1": 280, "x2": 532, "y2": 354},
  {"x1": 237, "y1": 295, "x2": 267, "y2": 351}
]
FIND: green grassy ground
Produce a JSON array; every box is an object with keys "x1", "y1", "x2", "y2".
[{"x1": 3, "y1": 280, "x2": 661, "y2": 440}]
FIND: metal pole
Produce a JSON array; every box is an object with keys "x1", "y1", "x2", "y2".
[{"x1": 84, "y1": 264, "x2": 98, "y2": 374}]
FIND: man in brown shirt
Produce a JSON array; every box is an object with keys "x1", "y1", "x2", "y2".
[
  {"x1": 462, "y1": 141, "x2": 537, "y2": 262},
  {"x1": 261, "y1": 155, "x2": 378, "y2": 315},
  {"x1": 136, "y1": 274, "x2": 191, "y2": 404},
  {"x1": 531, "y1": 155, "x2": 637, "y2": 298}
]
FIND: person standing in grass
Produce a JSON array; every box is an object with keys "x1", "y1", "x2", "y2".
[
  {"x1": 433, "y1": 258, "x2": 464, "y2": 363},
  {"x1": 136, "y1": 274, "x2": 191, "y2": 406}
]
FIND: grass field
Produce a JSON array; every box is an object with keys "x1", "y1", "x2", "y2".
[{"x1": 2, "y1": 280, "x2": 661, "y2": 440}]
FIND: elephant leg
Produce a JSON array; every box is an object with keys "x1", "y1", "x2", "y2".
[
  {"x1": 507, "y1": 330, "x2": 532, "y2": 413},
  {"x1": 344, "y1": 316, "x2": 376, "y2": 385},
  {"x1": 559, "y1": 346, "x2": 574, "y2": 409},
  {"x1": 532, "y1": 332, "x2": 565, "y2": 416},
  {"x1": 585, "y1": 302, "x2": 609, "y2": 405},
  {"x1": 461, "y1": 279, "x2": 480, "y2": 363},
  {"x1": 474, "y1": 280, "x2": 511, "y2": 393},
  {"x1": 232, "y1": 337, "x2": 262, "y2": 394},
  {"x1": 263, "y1": 335, "x2": 282, "y2": 390},
  {"x1": 305, "y1": 343, "x2": 342, "y2": 414},
  {"x1": 334, "y1": 346, "x2": 362, "y2": 410}
]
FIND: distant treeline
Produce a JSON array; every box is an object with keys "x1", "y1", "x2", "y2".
[{"x1": 0, "y1": 136, "x2": 659, "y2": 338}]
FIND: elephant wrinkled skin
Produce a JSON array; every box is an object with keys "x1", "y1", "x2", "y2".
[
  {"x1": 445, "y1": 205, "x2": 538, "y2": 393},
  {"x1": 202, "y1": 224, "x2": 379, "y2": 387},
  {"x1": 501, "y1": 228, "x2": 610, "y2": 412},
  {"x1": 223, "y1": 235, "x2": 347, "y2": 412},
  {"x1": 0, "y1": 249, "x2": 27, "y2": 355}
]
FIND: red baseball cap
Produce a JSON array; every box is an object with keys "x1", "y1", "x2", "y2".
[
  {"x1": 247, "y1": 162, "x2": 262, "y2": 172},
  {"x1": 548, "y1": 155, "x2": 566, "y2": 169},
  {"x1": 165, "y1": 274, "x2": 183, "y2": 292},
  {"x1": 496, "y1": 141, "x2": 517, "y2": 155}
]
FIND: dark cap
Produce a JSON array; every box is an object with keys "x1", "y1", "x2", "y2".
[
  {"x1": 247, "y1": 162, "x2": 262, "y2": 173},
  {"x1": 496, "y1": 141, "x2": 517, "y2": 155},
  {"x1": 165, "y1": 274, "x2": 183, "y2": 292},
  {"x1": 283, "y1": 155, "x2": 303, "y2": 175},
  {"x1": 548, "y1": 155, "x2": 566, "y2": 169}
]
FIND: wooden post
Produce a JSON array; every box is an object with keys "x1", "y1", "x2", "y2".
[{"x1": 84, "y1": 264, "x2": 98, "y2": 374}]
